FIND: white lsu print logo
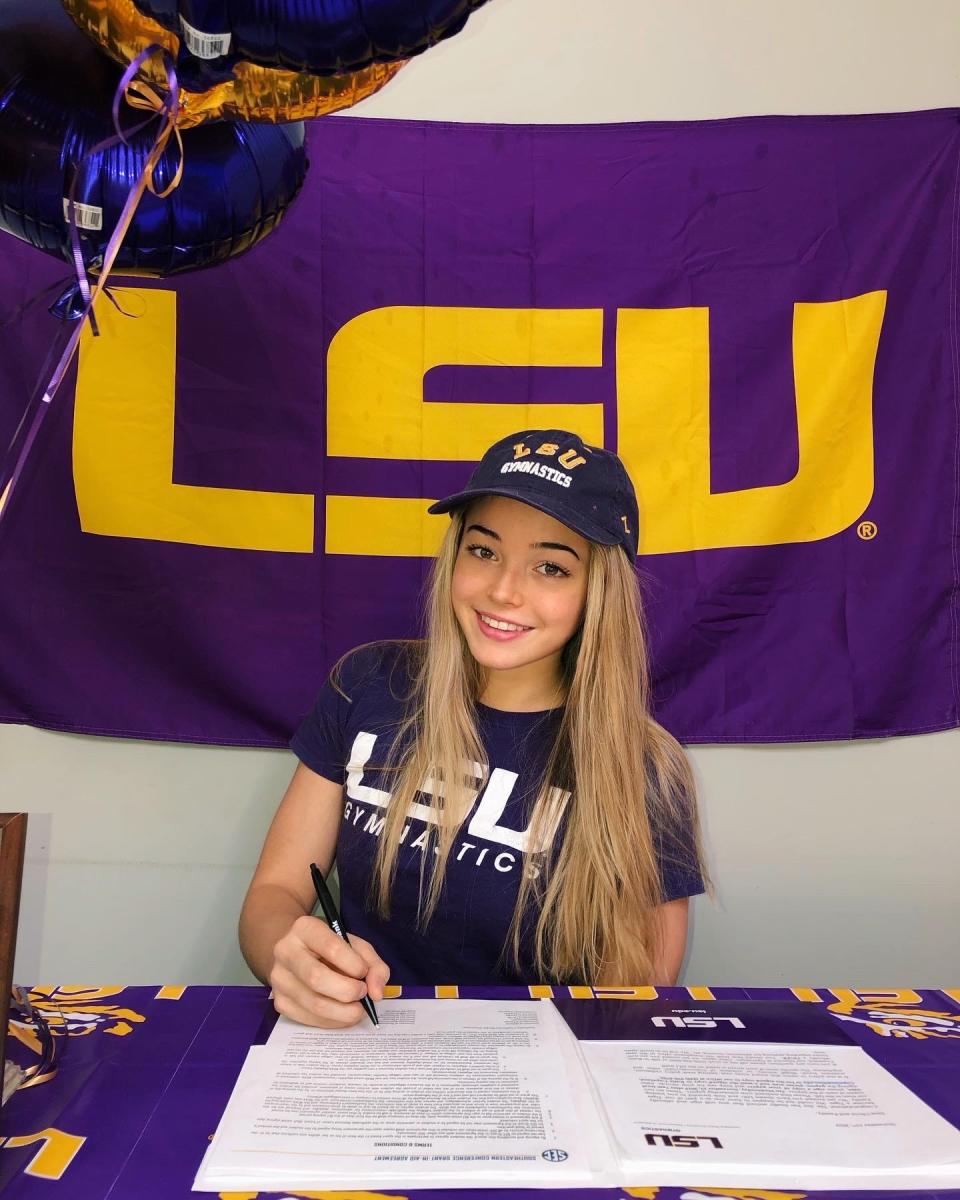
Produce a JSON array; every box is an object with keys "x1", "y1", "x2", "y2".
[
  {"x1": 342, "y1": 731, "x2": 569, "y2": 866},
  {"x1": 651, "y1": 1016, "x2": 747, "y2": 1029}
]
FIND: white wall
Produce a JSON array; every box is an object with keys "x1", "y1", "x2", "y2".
[{"x1": 4, "y1": 0, "x2": 959, "y2": 988}]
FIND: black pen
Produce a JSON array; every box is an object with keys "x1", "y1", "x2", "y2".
[{"x1": 309, "y1": 863, "x2": 379, "y2": 1027}]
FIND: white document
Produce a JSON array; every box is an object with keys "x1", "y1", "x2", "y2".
[
  {"x1": 194, "y1": 999, "x2": 612, "y2": 1192},
  {"x1": 193, "y1": 997, "x2": 960, "y2": 1193},
  {"x1": 580, "y1": 1036, "x2": 960, "y2": 1190}
]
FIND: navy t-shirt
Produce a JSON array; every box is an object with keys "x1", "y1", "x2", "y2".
[{"x1": 291, "y1": 642, "x2": 704, "y2": 985}]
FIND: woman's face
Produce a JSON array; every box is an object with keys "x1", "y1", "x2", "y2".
[{"x1": 451, "y1": 495, "x2": 590, "y2": 685}]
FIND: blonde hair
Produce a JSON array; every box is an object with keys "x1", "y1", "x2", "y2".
[{"x1": 350, "y1": 510, "x2": 705, "y2": 984}]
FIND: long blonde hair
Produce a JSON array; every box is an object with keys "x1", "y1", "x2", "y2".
[{"x1": 353, "y1": 510, "x2": 705, "y2": 984}]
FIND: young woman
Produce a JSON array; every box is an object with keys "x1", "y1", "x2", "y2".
[{"x1": 239, "y1": 429, "x2": 707, "y2": 1027}]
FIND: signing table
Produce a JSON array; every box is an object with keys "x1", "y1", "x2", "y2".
[{"x1": 2, "y1": 984, "x2": 959, "y2": 1199}]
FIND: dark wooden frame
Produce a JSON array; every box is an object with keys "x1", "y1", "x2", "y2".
[{"x1": 0, "y1": 812, "x2": 27, "y2": 1081}]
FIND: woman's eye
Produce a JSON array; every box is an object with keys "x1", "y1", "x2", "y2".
[
  {"x1": 466, "y1": 542, "x2": 496, "y2": 560},
  {"x1": 536, "y1": 561, "x2": 571, "y2": 578}
]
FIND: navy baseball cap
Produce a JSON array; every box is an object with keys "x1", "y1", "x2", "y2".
[{"x1": 428, "y1": 430, "x2": 640, "y2": 561}]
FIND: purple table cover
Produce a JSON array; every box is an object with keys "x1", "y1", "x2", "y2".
[{"x1": 2, "y1": 984, "x2": 960, "y2": 1198}]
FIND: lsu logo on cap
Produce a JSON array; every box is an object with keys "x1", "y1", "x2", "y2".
[{"x1": 511, "y1": 440, "x2": 587, "y2": 470}]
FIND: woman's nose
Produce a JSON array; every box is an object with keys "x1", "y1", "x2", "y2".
[{"x1": 488, "y1": 566, "x2": 523, "y2": 607}]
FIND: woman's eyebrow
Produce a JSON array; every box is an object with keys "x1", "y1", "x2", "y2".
[
  {"x1": 465, "y1": 524, "x2": 581, "y2": 561},
  {"x1": 534, "y1": 541, "x2": 581, "y2": 560}
]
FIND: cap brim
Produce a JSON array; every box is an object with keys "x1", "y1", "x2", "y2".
[{"x1": 427, "y1": 487, "x2": 620, "y2": 549}]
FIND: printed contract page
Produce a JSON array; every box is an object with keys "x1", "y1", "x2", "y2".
[
  {"x1": 194, "y1": 999, "x2": 610, "y2": 1192},
  {"x1": 556, "y1": 999, "x2": 960, "y2": 1190}
]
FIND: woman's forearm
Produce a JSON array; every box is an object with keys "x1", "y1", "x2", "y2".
[
  {"x1": 239, "y1": 764, "x2": 345, "y2": 984},
  {"x1": 239, "y1": 882, "x2": 311, "y2": 984}
]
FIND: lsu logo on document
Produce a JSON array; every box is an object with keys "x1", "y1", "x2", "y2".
[
  {"x1": 72, "y1": 292, "x2": 886, "y2": 557},
  {"x1": 645, "y1": 1133, "x2": 723, "y2": 1149}
]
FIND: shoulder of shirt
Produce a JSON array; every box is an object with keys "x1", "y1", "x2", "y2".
[{"x1": 329, "y1": 639, "x2": 423, "y2": 705}]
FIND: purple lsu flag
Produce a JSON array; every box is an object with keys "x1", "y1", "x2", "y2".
[{"x1": 0, "y1": 109, "x2": 958, "y2": 745}]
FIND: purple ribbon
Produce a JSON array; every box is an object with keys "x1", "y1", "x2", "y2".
[
  {"x1": 0, "y1": 46, "x2": 181, "y2": 530},
  {"x1": 64, "y1": 45, "x2": 181, "y2": 336}
]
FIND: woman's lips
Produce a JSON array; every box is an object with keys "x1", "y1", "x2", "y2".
[{"x1": 475, "y1": 611, "x2": 533, "y2": 642}]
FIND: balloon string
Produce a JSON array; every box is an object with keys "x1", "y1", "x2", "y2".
[
  {"x1": 0, "y1": 278, "x2": 138, "y2": 328},
  {"x1": 0, "y1": 319, "x2": 74, "y2": 525},
  {"x1": 0, "y1": 45, "x2": 182, "y2": 529},
  {"x1": 64, "y1": 44, "x2": 182, "y2": 333}
]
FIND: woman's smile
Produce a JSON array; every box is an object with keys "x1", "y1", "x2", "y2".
[{"x1": 475, "y1": 610, "x2": 534, "y2": 640}]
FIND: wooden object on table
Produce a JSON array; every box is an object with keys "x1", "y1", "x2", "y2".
[{"x1": 0, "y1": 812, "x2": 27, "y2": 1102}]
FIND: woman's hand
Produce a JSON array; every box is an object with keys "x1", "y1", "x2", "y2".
[{"x1": 269, "y1": 914, "x2": 391, "y2": 1028}]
